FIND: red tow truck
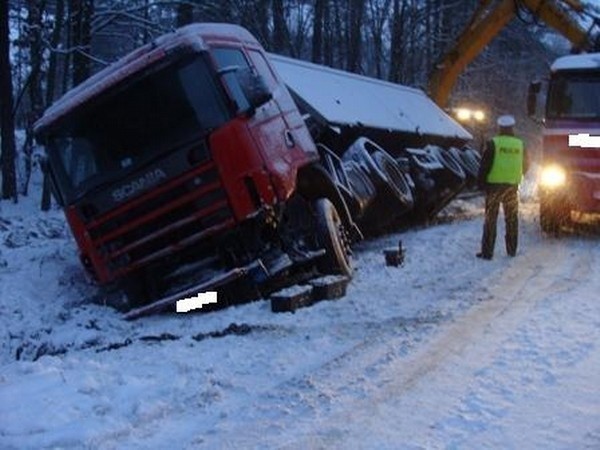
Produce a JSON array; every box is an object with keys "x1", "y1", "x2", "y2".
[
  {"x1": 35, "y1": 23, "x2": 472, "y2": 312},
  {"x1": 529, "y1": 53, "x2": 600, "y2": 232}
]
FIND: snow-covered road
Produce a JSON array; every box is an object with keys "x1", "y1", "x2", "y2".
[
  {"x1": 1, "y1": 190, "x2": 599, "y2": 449},
  {"x1": 280, "y1": 233, "x2": 600, "y2": 449}
]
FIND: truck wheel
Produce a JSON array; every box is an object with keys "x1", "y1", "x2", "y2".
[
  {"x1": 540, "y1": 196, "x2": 569, "y2": 235},
  {"x1": 315, "y1": 198, "x2": 353, "y2": 277}
]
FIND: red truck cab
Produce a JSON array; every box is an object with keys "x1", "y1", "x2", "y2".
[
  {"x1": 531, "y1": 53, "x2": 600, "y2": 232},
  {"x1": 35, "y1": 24, "x2": 351, "y2": 306}
]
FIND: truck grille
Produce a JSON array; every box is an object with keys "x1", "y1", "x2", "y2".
[{"x1": 87, "y1": 161, "x2": 234, "y2": 276}]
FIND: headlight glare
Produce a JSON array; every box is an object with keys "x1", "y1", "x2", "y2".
[{"x1": 540, "y1": 165, "x2": 566, "y2": 188}]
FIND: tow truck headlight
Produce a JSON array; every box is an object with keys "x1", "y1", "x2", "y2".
[{"x1": 539, "y1": 164, "x2": 566, "y2": 188}]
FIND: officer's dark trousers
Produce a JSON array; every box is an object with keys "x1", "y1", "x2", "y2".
[{"x1": 481, "y1": 185, "x2": 519, "y2": 258}]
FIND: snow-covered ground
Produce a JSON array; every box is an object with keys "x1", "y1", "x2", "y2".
[{"x1": 1, "y1": 173, "x2": 599, "y2": 449}]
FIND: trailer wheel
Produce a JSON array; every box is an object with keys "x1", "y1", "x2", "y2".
[
  {"x1": 372, "y1": 151, "x2": 414, "y2": 209},
  {"x1": 431, "y1": 145, "x2": 466, "y2": 180},
  {"x1": 451, "y1": 147, "x2": 479, "y2": 180},
  {"x1": 343, "y1": 161, "x2": 377, "y2": 216},
  {"x1": 315, "y1": 198, "x2": 353, "y2": 277}
]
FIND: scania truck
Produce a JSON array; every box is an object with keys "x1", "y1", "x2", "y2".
[{"x1": 35, "y1": 23, "x2": 472, "y2": 311}]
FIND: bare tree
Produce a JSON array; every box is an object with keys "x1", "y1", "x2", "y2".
[
  {"x1": 46, "y1": 0, "x2": 67, "y2": 106},
  {"x1": 18, "y1": 0, "x2": 47, "y2": 197},
  {"x1": 388, "y1": 0, "x2": 407, "y2": 83},
  {"x1": 346, "y1": 0, "x2": 365, "y2": 72},
  {"x1": 272, "y1": 0, "x2": 290, "y2": 54},
  {"x1": 69, "y1": 0, "x2": 94, "y2": 86},
  {"x1": 311, "y1": 0, "x2": 325, "y2": 63},
  {"x1": 176, "y1": 1, "x2": 193, "y2": 27},
  {"x1": 365, "y1": 0, "x2": 391, "y2": 78},
  {"x1": 1, "y1": 0, "x2": 18, "y2": 202}
]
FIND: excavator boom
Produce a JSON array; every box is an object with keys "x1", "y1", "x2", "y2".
[{"x1": 429, "y1": 0, "x2": 597, "y2": 107}]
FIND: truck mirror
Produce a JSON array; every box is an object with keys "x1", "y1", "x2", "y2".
[
  {"x1": 527, "y1": 81, "x2": 541, "y2": 117},
  {"x1": 236, "y1": 68, "x2": 272, "y2": 111}
]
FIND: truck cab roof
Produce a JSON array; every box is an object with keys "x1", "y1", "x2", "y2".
[
  {"x1": 551, "y1": 53, "x2": 600, "y2": 72},
  {"x1": 34, "y1": 23, "x2": 259, "y2": 136}
]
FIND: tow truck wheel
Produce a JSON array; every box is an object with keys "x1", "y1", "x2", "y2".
[
  {"x1": 540, "y1": 196, "x2": 569, "y2": 235},
  {"x1": 315, "y1": 198, "x2": 353, "y2": 277}
]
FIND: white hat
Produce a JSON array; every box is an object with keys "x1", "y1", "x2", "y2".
[{"x1": 497, "y1": 115, "x2": 516, "y2": 127}]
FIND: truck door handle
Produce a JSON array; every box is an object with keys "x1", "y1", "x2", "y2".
[{"x1": 284, "y1": 130, "x2": 295, "y2": 148}]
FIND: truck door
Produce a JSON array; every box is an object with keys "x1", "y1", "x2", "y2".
[
  {"x1": 245, "y1": 49, "x2": 318, "y2": 165},
  {"x1": 212, "y1": 47, "x2": 314, "y2": 202}
]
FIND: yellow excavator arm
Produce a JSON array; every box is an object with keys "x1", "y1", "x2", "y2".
[{"x1": 428, "y1": 0, "x2": 597, "y2": 107}]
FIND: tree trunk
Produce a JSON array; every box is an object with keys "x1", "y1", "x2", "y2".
[
  {"x1": 46, "y1": 0, "x2": 65, "y2": 106},
  {"x1": 311, "y1": 0, "x2": 325, "y2": 63},
  {"x1": 0, "y1": 0, "x2": 18, "y2": 202},
  {"x1": 272, "y1": 0, "x2": 289, "y2": 54},
  {"x1": 323, "y1": 0, "x2": 333, "y2": 65},
  {"x1": 69, "y1": 0, "x2": 94, "y2": 86},
  {"x1": 21, "y1": 0, "x2": 46, "y2": 197},
  {"x1": 346, "y1": 0, "x2": 364, "y2": 73},
  {"x1": 176, "y1": 2, "x2": 194, "y2": 27},
  {"x1": 388, "y1": 0, "x2": 406, "y2": 83},
  {"x1": 240, "y1": 0, "x2": 270, "y2": 47}
]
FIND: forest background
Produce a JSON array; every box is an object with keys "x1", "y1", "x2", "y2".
[{"x1": 1, "y1": 0, "x2": 598, "y2": 204}]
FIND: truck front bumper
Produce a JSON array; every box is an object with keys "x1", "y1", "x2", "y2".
[{"x1": 539, "y1": 165, "x2": 600, "y2": 213}]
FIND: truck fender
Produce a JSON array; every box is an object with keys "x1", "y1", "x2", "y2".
[{"x1": 296, "y1": 163, "x2": 363, "y2": 241}]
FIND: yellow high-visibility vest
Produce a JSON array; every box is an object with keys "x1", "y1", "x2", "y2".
[{"x1": 486, "y1": 135, "x2": 524, "y2": 184}]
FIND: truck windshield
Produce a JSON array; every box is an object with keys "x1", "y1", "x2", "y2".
[
  {"x1": 47, "y1": 53, "x2": 229, "y2": 202},
  {"x1": 546, "y1": 72, "x2": 600, "y2": 120}
]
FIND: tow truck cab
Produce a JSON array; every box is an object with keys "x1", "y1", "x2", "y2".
[
  {"x1": 34, "y1": 24, "x2": 346, "y2": 304},
  {"x1": 531, "y1": 53, "x2": 600, "y2": 232}
]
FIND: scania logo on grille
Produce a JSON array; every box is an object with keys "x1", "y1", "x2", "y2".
[{"x1": 112, "y1": 168, "x2": 167, "y2": 202}]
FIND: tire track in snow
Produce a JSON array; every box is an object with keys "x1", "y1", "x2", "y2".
[{"x1": 247, "y1": 236, "x2": 598, "y2": 449}]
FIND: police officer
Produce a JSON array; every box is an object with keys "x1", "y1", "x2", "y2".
[{"x1": 477, "y1": 114, "x2": 528, "y2": 260}]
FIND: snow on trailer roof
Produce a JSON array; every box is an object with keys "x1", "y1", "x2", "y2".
[
  {"x1": 551, "y1": 52, "x2": 600, "y2": 71},
  {"x1": 270, "y1": 54, "x2": 472, "y2": 142}
]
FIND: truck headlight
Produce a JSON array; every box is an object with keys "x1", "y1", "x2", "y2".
[{"x1": 539, "y1": 164, "x2": 566, "y2": 188}]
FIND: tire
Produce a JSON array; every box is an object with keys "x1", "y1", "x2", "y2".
[
  {"x1": 342, "y1": 137, "x2": 389, "y2": 188},
  {"x1": 540, "y1": 194, "x2": 570, "y2": 235},
  {"x1": 372, "y1": 151, "x2": 414, "y2": 209},
  {"x1": 430, "y1": 145, "x2": 466, "y2": 180},
  {"x1": 343, "y1": 161, "x2": 377, "y2": 216},
  {"x1": 314, "y1": 198, "x2": 353, "y2": 277},
  {"x1": 451, "y1": 147, "x2": 479, "y2": 180}
]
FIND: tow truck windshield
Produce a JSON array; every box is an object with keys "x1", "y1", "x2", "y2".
[
  {"x1": 546, "y1": 73, "x2": 600, "y2": 120},
  {"x1": 47, "y1": 53, "x2": 229, "y2": 203}
]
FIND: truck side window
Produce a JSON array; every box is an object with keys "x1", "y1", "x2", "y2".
[
  {"x1": 247, "y1": 50, "x2": 278, "y2": 90},
  {"x1": 213, "y1": 48, "x2": 252, "y2": 113},
  {"x1": 213, "y1": 48, "x2": 250, "y2": 72}
]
